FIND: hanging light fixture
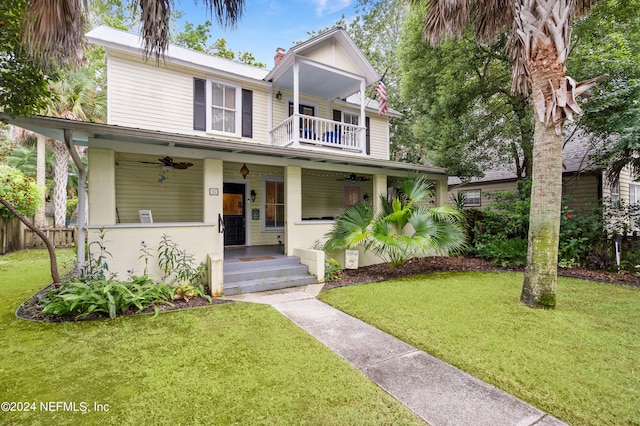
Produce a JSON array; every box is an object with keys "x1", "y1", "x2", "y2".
[{"x1": 240, "y1": 163, "x2": 250, "y2": 179}]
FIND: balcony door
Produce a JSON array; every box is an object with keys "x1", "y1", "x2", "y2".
[{"x1": 289, "y1": 102, "x2": 315, "y2": 138}]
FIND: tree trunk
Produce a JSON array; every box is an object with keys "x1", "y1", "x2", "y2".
[
  {"x1": 34, "y1": 134, "x2": 47, "y2": 228},
  {"x1": 52, "y1": 139, "x2": 68, "y2": 228},
  {"x1": 0, "y1": 195, "x2": 60, "y2": 283},
  {"x1": 521, "y1": 49, "x2": 564, "y2": 309}
]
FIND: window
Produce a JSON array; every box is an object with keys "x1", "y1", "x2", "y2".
[
  {"x1": 343, "y1": 111, "x2": 359, "y2": 126},
  {"x1": 209, "y1": 79, "x2": 239, "y2": 134},
  {"x1": 264, "y1": 179, "x2": 284, "y2": 231},
  {"x1": 460, "y1": 189, "x2": 481, "y2": 207},
  {"x1": 193, "y1": 78, "x2": 252, "y2": 137},
  {"x1": 611, "y1": 181, "x2": 620, "y2": 205},
  {"x1": 631, "y1": 184, "x2": 640, "y2": 205}
]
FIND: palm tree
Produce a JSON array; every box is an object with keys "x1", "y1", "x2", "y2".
[
  {"x1": 412, "y1": 0, "x2": 606, "y2": 308},
  {"x1": 325, "y1": 177, "x2": 467, "y2": 268},
  {"x1": 22, "y1": 0, "x2": 244, "y2": 67},
  {"x1": 42, "y1": 66, "x2": 106, "y2": 227}
]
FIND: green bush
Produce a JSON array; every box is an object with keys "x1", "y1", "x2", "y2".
[
  {"x1": 476, "y1": 238, "x2": 528, "y2": 267},
  {"x1": 41, "y1": 276, "x2": 175, "y2": 319},
  {"x1": 325, "y1": 257, "x2": 343, "y2": 282}
]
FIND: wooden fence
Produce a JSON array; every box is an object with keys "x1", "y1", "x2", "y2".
[{"x1": 23, "y1": 228, "x2": 77, "y2": 249}]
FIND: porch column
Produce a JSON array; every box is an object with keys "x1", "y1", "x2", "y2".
[
  {"x1": 204, "y1": 158, "x2": 225, "y2": 296},
  {"x1": 360, "y1": 79, "x2": 366, "y2": 155},
  {"x1": 372, "y1": 174, "x2": 387, "y2": 212},
  {"x1": 434, "y1": 177, "x2": 449, "y2": 207},
  {"x1": 293, "y1": 59, "x2": 300, "y2": 147},
  {"x1": 87, "y1": 148, "x2": 116, "y2": 225},
  {"x1": 284, "y1": 165, "x2": 302, "y2": 256}
]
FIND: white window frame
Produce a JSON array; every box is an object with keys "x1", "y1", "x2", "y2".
[
  {"x1": 630, "y1": 183, "x2": 640, "y2": 205},
  {"x1": 206, "y1": 76, "x2": 241, "y2": 136},
  {"x1": 611, "y1": 181, "x2": 621, "y2": 205},
  {"x1": 461, "y1": 189, "x2": 481, "y2": 207},
  {"x1": 262, "y1": 177, "x2": 285, "y2": 232},
  {"x1": 342, "y1": 110, "x2": 359, "y2": 126}
]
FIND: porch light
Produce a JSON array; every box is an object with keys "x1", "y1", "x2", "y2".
[
  {"x1": 250, "y1": 190, "x2": 257, "y2": 202},
  {"x1": 240, "y1": 163, "x2": 250, "y2": 179},
  {"x1": 275, "y1": 91, "x2": 282, "y2": 101}
]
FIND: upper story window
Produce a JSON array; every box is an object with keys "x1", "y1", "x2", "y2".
[
  {"x1": 630, "y1": 184, "x2": 640, "y2": 205},
  {"x1": 343, "y1": 111, "x2": 359, "y2": 126},
  {"x1": 209, "y1": 80, "x2": 239, "y2": 134},
  {"x1": 193, "y1": 78, "x2": 252, "y2": 138},
  {"x1": 611, "y1": 181, "x2": 620, "y2": 205},
  {"x1": 460, "y1": 189, "x2": 481, "y2": 207}
]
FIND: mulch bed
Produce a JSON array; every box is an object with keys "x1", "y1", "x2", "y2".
[
  {"x1": 323, "y1": 256, "x2": 640, "y2": 290},
  {"x1": 16, "y1": 282, "x2": 230, "y2": 323},
  {"x1": 17, "y1": 256, "x2": 639, "y2": 322}
]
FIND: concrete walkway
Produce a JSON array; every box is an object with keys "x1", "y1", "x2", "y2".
[{"x1": 228, "y1": 286, "x2": 568, "y2": 426}]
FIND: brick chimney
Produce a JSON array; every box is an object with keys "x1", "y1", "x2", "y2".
[{"x1": 274, "y1": 48, "x2": 285, "y2": 66}]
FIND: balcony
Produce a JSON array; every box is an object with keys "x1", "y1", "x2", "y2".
[{"x1": 271, "y1": 114, "x2": 365, "y2": 153}]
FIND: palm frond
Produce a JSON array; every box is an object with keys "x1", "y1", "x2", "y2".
[
  {"x1": 422, "y1": 0, "x2": 471, "y2": 45},
  {"x1": 323, "y1": 203, "x2": 374, "y2": 251},
  {"x1": 23, "y1": 0, "x2": 87, "y2": 68}
]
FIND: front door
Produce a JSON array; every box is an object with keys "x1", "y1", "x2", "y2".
[{"x1": 223, "y1": 183, "x2": 246, "y2": 246}]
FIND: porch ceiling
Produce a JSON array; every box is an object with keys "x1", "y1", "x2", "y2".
[
  {"x1": 1, "y1": 114, "x2": 447, "y2": 178},
  {"x1": 271, "y1": 61, "x2": 362, "y2": 99}
]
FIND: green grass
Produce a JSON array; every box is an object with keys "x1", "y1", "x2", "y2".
[
  {"x1": 0, "y1": 250, "x2": 423, "y2": 425},
  {"x1": 318, "y1": 272, "x2": 640, "y2": 425}
]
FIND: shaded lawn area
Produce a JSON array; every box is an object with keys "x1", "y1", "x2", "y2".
[
  {"x1": 0, "y1": 250, "x2": 422, "y2": 425},
  {"x1": 318, "y1": 272, "x2": 640, "y2": 426}
]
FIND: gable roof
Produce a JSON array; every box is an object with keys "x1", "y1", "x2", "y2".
[
  {"x1": 86, "y1": 26, "x2": 270, "y2": 82},
  {"x1": 448, "y1": 133, "x2": 601, "y2": 186}
]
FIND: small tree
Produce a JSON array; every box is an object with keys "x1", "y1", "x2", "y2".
[
  {"x1": 0, "y1": 164, "x2": 60, "y2": 283},
  {"x1": 325, "y1": 176, "x2": 466, "y2": 267}
]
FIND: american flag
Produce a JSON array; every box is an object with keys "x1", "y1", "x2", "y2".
[{"x1": 375, "y1": 78, "x2": 388, "y2": 116}]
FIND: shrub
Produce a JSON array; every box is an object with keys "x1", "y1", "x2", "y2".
[
  {"x1": 476, "y1": 238, "x2": 528, "y2": 267},
  {"x1": 41, "y1": 276, "x2": 175, "y2": 319}
]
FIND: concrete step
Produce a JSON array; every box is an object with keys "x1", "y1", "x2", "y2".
[
  {"x1": 224, "y1": 263, "x2": 311, "y2": 283},
  {"x1": 224, "y1": 256, "x2": 302, "y2": 273},
  {"x1": 223, "y1": 275, "x2": 318, "y2": 296}
]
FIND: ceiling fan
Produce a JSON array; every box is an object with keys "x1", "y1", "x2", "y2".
[
  {"x1": 337, "y1": 173, "x2": 371, "y2": 181},
  {"x1": 138, "y1": 156, "x2": 194, "y2": 169}
]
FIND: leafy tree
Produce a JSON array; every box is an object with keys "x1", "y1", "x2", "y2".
[
  {"x1": 399, "y1": 10, "x2": 533, "y2": 180},
  {"x1": 0, "y1": 0, "x2": 56, "y2": 117},
  {"x1": 569, "y1": 0, "x2": 640, "y2": 183},
  {"x1": 325, "y1": 177, "x2": 466, "y2": 267},
  {"x1": 412, "y1": 0, "x2": 605, "y2": 309},
  {"x1": 0, "y1": 165, "x2": 60, "y2": 283}
]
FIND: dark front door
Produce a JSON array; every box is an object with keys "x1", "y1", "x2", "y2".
[{"x1": 223, "y1": 183, "x2": 246, "y2": 246}]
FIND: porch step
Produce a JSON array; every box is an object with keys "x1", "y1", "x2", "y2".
[{"x1": 223, "y1": 256, "x2": 317, "y2": 296}]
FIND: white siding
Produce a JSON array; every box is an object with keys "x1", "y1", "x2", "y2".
[
  {"x1": 115, "y1": 153, "x2": 203, "y2": 223},
  {"x1": 302, "y1": 42, "x2": 360, "y2": 75}
]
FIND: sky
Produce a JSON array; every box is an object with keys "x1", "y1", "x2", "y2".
[{"x1": 175, "y1": 0, "x2": 358, "y2": 67}]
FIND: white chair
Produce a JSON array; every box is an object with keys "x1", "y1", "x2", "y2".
[{"x1": 138, "y1": 210, "x2": 153, "y2": 223}]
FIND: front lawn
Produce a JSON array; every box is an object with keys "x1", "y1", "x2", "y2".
[
  {"x1": 318, "y1": 272, "x2": 640, "y2": 426},
  {"x1": 0, "y1": 250, "x2": 422, "y2": 425}
]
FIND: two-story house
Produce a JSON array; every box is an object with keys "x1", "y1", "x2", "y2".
[{"x1": 6, "y1": 26, "x2": 449, "y2": 295}]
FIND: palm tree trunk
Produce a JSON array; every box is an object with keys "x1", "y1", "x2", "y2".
[
  {"x1": 52, "y1": 139, "x2": 68, "y2": 228},
  {"x1": 34, "y1": 134, "x2": 47, "y2": 228},
  {"x1": 521, "y1": 51, "x2": 564, "y2": 309}
]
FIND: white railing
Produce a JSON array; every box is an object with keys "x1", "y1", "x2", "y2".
[{"x1": 270, "y1": 114, "x2": 365, "y2": 153}]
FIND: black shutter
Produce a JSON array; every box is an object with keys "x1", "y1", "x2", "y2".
[
  {"x1": 193, "y1": 78, "x2": 206, "y2": 131},
  {"x1": 242, "y1": 89, "x2": 253, "y2": 138},
  {"x1": 365, "y1": 117, "x2": 370, "y2": 155}
]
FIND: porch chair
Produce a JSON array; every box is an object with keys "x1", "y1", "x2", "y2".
[{"x1": 138, "y1": 210, "x2": 153, "y2": 223}]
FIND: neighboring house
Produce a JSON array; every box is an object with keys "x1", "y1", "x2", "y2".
[
  {"x1": 448, "y1": 135, "x2": 638, "y2": 215},
  {"x1": 4, "y1": 26, "x2": 449, "y2": 295}
]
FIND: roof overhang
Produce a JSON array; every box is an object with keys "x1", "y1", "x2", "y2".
[
  {"x1": 2, "y1": 114, "x2": 446, "y2": 178},
  {"x1": 264, "y1": 27, "x2": 380, "y2": 100}
]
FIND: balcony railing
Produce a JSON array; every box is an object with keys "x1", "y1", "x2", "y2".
[{"x1": 270, "y1": 114, "x2": 365, "y2": 153}]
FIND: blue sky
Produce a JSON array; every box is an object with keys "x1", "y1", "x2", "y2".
[{"x1": 176, "y1": 0, "x2": 357, "y2": 66}]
